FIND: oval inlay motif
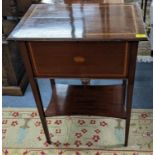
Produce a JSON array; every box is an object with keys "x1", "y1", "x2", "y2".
[{"x1": 73, "y1": 56, "x2": 85, "y2": 63}]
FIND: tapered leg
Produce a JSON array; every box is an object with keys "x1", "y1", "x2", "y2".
[
  {"x1": 125, "y1": 80, "x2": 134, "y2": 146},
  {"x1": 81, "y1": 78, "x2": 90, "y2": 85},
  {"x1": 122, "y1": 79, "x2": 127, "y2": 106},
  {"x1": 50, "y1": 79, "x2": 57, "y2": 102},
  {"x1": 122, "y1": 79, "x2": 132, "y2": 146},
  {"x1": 124, "y1": 42, "x2": 138, "y2": 146},
  {"x1": 31, "y1": 79, "x2": 51, "y2": 144},
  {"x1": 19, "y1": 42, "x2": 51, "y2": 144},
  {"x1": 50, "y1": 79, "x2": 56, "y2": 89}
]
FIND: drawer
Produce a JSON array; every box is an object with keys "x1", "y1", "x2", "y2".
[{"x1": 27, "y1": 42, "x2": 129, "y2": 78}]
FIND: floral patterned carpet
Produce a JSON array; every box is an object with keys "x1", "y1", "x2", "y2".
[{"x1": 2, "y1": 109, "x2": 152, "y2": 155}]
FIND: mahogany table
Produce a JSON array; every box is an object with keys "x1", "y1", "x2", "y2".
[{"x1": 8, "y1": 3, "x2": 146, "y2": 146}]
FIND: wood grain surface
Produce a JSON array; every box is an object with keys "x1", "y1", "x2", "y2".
[
  {"x1": 41, "y1": 0, "x2": 124, "y2": 4},
  {"x1": 8, "y1": 3, "x2": 146, "y2": 41},
  {"x1": 27, "y1": 41, "x2": 129, "y2": 78},
  {"x1": 45, "y1": 84, "x2": 126, "y2": 118}
]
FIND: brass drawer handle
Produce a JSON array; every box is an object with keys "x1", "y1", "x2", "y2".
[{"x1": 73, "y1": 56, "x2": 85, "y2": 63}]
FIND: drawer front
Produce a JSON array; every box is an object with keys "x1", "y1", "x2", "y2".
[{"x1": 27, "y1": 42, "x2": 128, "y2": 78}]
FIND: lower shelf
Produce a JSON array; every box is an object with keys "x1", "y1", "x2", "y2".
[{"x1": 45, "y1": 84, "x2": 126, "y2": 119}]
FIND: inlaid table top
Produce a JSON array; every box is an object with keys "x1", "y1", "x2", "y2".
[{"x1": 8, "y1": 3, "x2": 147, "y2": 41}]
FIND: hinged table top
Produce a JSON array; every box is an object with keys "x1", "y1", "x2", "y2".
[{"x1": 8, "y1": 3, "x2": 147, "y2": 41}]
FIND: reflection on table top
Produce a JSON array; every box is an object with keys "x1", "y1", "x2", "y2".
[{"x1": 8, "y1": 3, "x2": 146, "y2": 41}]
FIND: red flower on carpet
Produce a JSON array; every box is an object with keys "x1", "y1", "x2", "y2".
[
  {"x1": 143, "y1": 131, "x2": 152, "y2": 137},
  {"x1": 2, "y1": 129, "x2": 7, "y2": 134},
  {"x1": 100, "y1": 121, "x2": 107, "y2": 127},
  {"x1": 54, "y1": 120, "x2": 62, "y2": 125},
  {"x1": 3, "y1": 149, "x2": 8, "y2": 155},
  {"x1": 78, "y1": 120, "x2": 85, "y2": 125},
  {"x1": 75, "y1": 151, "x2": 81, "y2": 155},
  {"x1": 55, "y1": 129, "x2": 61, "y2": 134},
  {"x1": 81, "y1": 129, "x2": 87, "y2": 134},
  {"x1": 50, "y1": 133, "x2": 54, "y2": 137},
  {"x1": 40, "y1": 151, "x2": 47, "y2": 155},
  {"x1": 141, "y1": 113, "x2": 148, "y2": 119},
  {"x1": 11, "y1": 120, "x2": 18, "y2": 126},
  {"x1": 31, "y1": 112, "x2": 37, "y2": 117},
  {"x1": 92, "y1": 135, "x2": 100, "y2": 142},
  {"x1": 58, "y1": 151, "x2": 63, "y2": 155},
  {"x1": 94, "y1": 129, "x2": 101, "y2": 134},
  {"x1": 23, "y1": 150, "x2": 28, "y2": 155},
  {"x1": 2, "y1": 120, "x2": 7, "y2": 124},
  {"x1": 75, "y1": 132, "x2": 82, "y2": 138},
  {"x1": 90, "y1": 120, "x2": 96, "y2": 124},
  {"x1": 95, "y1": 152, "x2": 101, "y2": 155},
  {"x1": 35, "y1": 121, "x2": 41, "y2": 127},
  {"x1": 47, "y1": 120, "x2": 52, "y2": 124},
  {"x1": 86, "y1": 141, "x2": 93, "y2": 147},
  {"x1": 40, "y1": 130, "x2": 44, "y2": 134},
  {"x1": 74, "y1": 140, "x2": 82, "y2": 147},
  {"x1": 37, "y1": 136, "x2": 42, "y2": 141},
  {"x1": 63, "y1": 143, "x2": 70, "y2": 147},
  {"x1": 12, "y1": 112, "x2": 19, "y2": 117},
  {"x1": 44, "y1": 142, "x2": 49, "y2": 147},
  {"x1": 54, "y1": 140, "x2": 61, "y2": 147},
  {"x1": 113, "y1": 153, "x2": 118, "y2": 155},
  {"x1": 132, "y1": 153, "x2": 138, "y2": 155}
]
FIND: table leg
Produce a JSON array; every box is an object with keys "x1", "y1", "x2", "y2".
[
  {"x1": 50, "y1": 79, "x2": 56, "y2": 88},
  {"x1": 50, "y1": 79, "x2": 58, "y2": 102},
  {"x1": 122, "y1": 79, "x2": 127, "y2": 106},
  {"x1": 125, "y1": 80, "x2": 134, "y2": 146},
  {"x1": 32, "y1": 79, "x2": 51, "y2": 144},
  {"x1": 81, "y1": 78, "x2": 90, "y2": 85},
  {"x1": 19, "y1": 42, "x2": 51, "y2": 144},
  {"x1": 125, "y1": 42, "x2": 138, "y2": 146}
]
